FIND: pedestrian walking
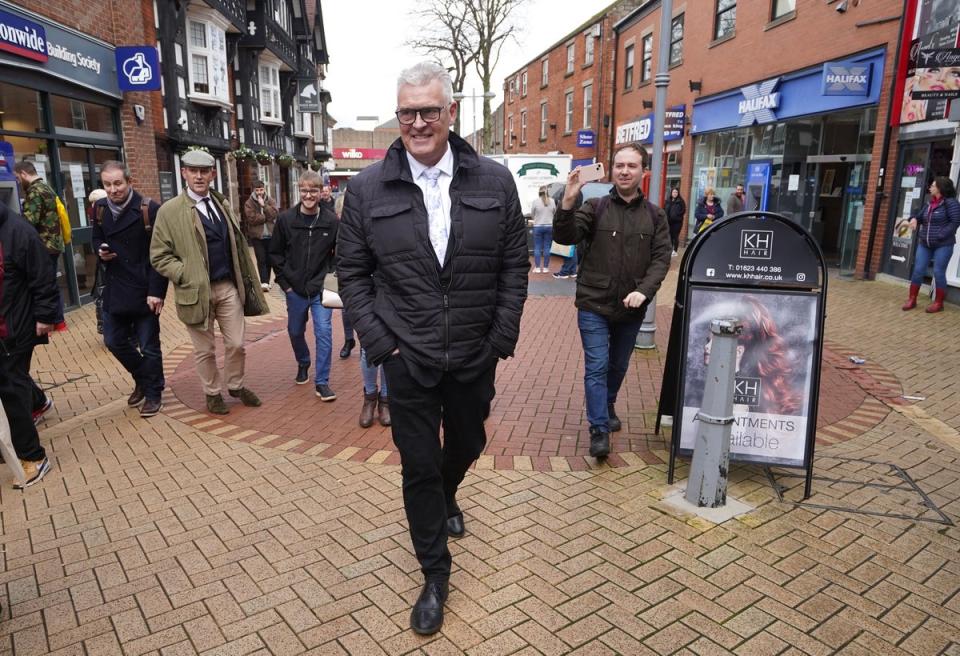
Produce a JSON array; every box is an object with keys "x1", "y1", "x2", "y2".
[
  {"x1": 242, "y1": 179, "x2": 278, "y2": 291},
  {"x1": 88, "y1": 188, "x2": 109, "y2": 334},
  {"x1": 337, "y1": 61, "x2": 528, "y2": 635},
  {"x1": 270, "y1": 170, "x2": 339, "y2": 401},
  {"x1": 0, "y1": 199, "x2": 59, "y2": 488},
  {"x1": 358, "y1": 348, "x2": 390, "y2": 427},
  {"x1": 553, "y1": 143, "x2": 672, "y2": 458},
  {"x1": 92, "y1": 161, "x2": 167, "y2": 418},
  {"x1": 530, "y1": 186, "x2": 556, "y2": 273},
  {"x1": 332, "y1": 194, "x2": 356, "y2": 358},
  {"x1": 726, "y1": 183, "x2": 745, "y2": 215},
  {"x1": 664, "y1": 187, "x2": 686, "y2": 255},
  {"x1": 150, "y1": 148, "x2": 268, "y2": 415},
  {"x1": 694, "y1": 188, "x2": 724, "y2": 235},
  {"x1": 902, "y1": 176, "x2": 960, "y2": 313}
]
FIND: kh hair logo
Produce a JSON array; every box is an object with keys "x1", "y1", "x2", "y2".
[
  {"x1": 734, "y1": 377, "x2": 761, "y2": 406},
  {"x1": 740, "y1": 230, "x2": 773, "y2": 260}
]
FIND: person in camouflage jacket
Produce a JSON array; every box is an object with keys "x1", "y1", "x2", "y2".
[{"x1": 13, "y1": 161, "x2": 64, "y2": 255}]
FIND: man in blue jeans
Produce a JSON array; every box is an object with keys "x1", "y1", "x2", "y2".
[
  {"x1": 270, "y1": 170, "x2": 339, "y2": 401},
  {"x1": 553, "y1": 143, "x2": 672, "y2": 457}
]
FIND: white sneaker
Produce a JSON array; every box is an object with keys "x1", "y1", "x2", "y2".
[
  {"x1": 671, "y1": 250, "x2": 678, "y2": 258},
  {"x1": 533, "y1": 267, "x2": 541, "y2": 273},
  {"x1": 261, "y1": 283, "x2": 270, "y2": 291}
]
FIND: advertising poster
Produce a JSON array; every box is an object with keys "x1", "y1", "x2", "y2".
[
  {"x1": 680, "y1": 288, "x2": 818, "y2": 467},
  {"x1": 900, "y1": 2, "x2": 959, "y2": 124}
]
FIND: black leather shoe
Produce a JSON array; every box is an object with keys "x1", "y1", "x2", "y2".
[
  {"x1": 608, "y1": 404, "x2": 622, "y2": 432},
  {"x1": 589, "y1": 426, "x2": 610, "y2": 459},
  {"x1": 447, "y1": 512, "x2": 465, "y2": 538},
  {"x1": 128, "y1": 385, "x2": 145, "y2": 407},
  {"x1": 339, "y1": 339, "x2": 355, "y2": 359},
  {"x1": 410, "y1": 580, "x2": 448, "y2": 635}
]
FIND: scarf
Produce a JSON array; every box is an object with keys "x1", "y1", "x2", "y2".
[{"x1": 106, "y1": 190, "x2": 134, "y2": 218}]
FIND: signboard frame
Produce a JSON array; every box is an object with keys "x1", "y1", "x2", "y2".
[{"x1": 658, "y1": 211, "x2": 828, "y2": 499}]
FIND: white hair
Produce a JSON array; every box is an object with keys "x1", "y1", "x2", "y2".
[{"x1": 397, "y1": 61, "x2": 453, "y2": 104}]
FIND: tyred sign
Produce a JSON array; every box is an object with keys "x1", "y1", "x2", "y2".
[{"x1": 333, "y1": 148, "x2": 387, "y2": 160}]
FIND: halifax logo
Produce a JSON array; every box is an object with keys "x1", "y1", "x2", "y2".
[{"x1": 822, "y1": 62, "x2": 871, "y2": 96}]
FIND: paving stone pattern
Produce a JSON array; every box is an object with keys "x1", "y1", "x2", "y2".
[{"x1": 4, "y1": 262, "x2": 960, "y2": 655}]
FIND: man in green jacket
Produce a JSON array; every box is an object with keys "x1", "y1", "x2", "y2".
[{"x1": 150, "y1": 149, "x2": 268, "y2": 415}]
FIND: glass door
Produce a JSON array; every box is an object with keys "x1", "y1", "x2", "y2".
[{"x1": 838, "y1": 163, "x2": 869, "y2": 277}]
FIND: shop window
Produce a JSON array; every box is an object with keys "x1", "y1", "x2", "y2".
[
  {"x1": 641, "y1": 34, "x2": 653, "y2": 83},
  {"x1": 541, "y1": 59, "x2": 549, "y2": 87},
  {"x1": 0, "y1": 82, "x2": 44, "y2": 133},
  {"x1": 566, "y1": 43, "x2": 575, "y2": 75},
  {"x1": 584, "y1": 32, "x2": 594, "y2": 66},
  {"x1": 564, "y1": 91, "x2": 573, "y2": 133},
  {"x1": 714, "y1": 0, "x2": 736, "y2": 40},
  {"x1": 540, "y1": 102, "x2": 548, "y2": 140},
  {"x1": 259, "y1": 62, "x2": 283, "y2": 124},
  {"x1": 669, "y1": 14, "x2": 684, "y2": 66},
  {"x1": 186, "y1": 10, "x2": 230, "y2": 107},
  {"x1": 772, "y1": 0, "x2": 795, "y2": 20},
  {"x1": 624, "y1": 45, "x2": 635, "y2": 89},
  {"x1": 51, "y1": 95, "x2": 117, "y2": 139},
  {"x1": 583, "y1": 84, "x2": 593, "y2": 129}
]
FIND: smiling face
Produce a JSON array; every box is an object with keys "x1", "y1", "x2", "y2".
[
  {"x1": 100, "y1": 167, "x2": 130, "y2": 204},
  {"x1": 611, "y1": 147, "x2": 644, "y2": 197},
  {"x1": 397, "y1": 79, "x2": 457, "y2": 167},
  {"x1": 181, "y1": 166, "x2": 215, "y2": 196}
]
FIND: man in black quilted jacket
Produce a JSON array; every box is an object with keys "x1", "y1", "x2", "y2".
[{"x1": 338, "y1": 61, "x2": 528, "y2": 635}]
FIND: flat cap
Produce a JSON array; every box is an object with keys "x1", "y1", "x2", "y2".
[{"x1": 181, "y1": 149, "x2": 215, "y2": 167}]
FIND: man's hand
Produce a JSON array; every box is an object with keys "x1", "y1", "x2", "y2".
[
  {"x1": 98, "y1": 246, "x2": 117, "y2": 262},
  {"x1": 623, "y1": 291, "x2": 647, "y2": 309},
  {"x1": 36, "y1": 322, "x2": 54, "y2": 336},
  {"x1": 561, "y1": 168, "x2": 586, "y2": 210},
  {"x1": 147, "y1": 296, "x2": 164, "y2": 315}
]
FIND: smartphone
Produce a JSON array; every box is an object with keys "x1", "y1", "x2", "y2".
[
  {"x1": 578, "y1": 162, "x2": 605, "y2": 183},
  {"x1": 99, "y1": 243, "x2": 112, "y2": 253}
]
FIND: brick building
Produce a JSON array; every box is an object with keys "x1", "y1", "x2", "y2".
[
  {"x1": 0, "y1": 0, "x2": 330, "y2": 310},
  {"x1": 500, "y1": 0, "x2": 645, "y2": 169},
  {"x1": 327, "y1": 119, "x2": 401, "y2": 191}
]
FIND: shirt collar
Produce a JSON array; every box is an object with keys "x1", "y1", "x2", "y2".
[
  {"x1": 186, "y1": 187, "x2": 210, "y2": 204},
  {"x1": 406, "y1": 143, "x2": 454, "y2": 181}
]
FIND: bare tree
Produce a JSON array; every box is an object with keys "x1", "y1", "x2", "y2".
[
  {"x1": 466, "y1": 0, "x2": 524, "y2": 151},
  {"x1": 406, "y1": 0, "x2": 476, "y2": 135}
]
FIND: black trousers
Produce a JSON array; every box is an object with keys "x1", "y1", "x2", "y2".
[
  {"x1": 382, "y1": 356, "x2": 495, "y2": 581},
  {"x1": 0, "y1": 348, "x2": 46, "y2": 461},
  {"x1": 250, "y1": 237, "x2": 273, "y2": 285}
]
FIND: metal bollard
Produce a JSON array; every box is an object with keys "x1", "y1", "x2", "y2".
[
  {"x1": 685, "y1": 318, "x2": 741, "y2": 508},
  {"x1": 635, "y1": 295, "x2": 657, "y2": 349}
]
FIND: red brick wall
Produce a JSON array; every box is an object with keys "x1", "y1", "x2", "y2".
[
  {"x1": 22, "y1": 0, "x2": 163, "y2": 200},
  {"x1": 615, "y1": 1, "x2": 903, "y2": 274}
]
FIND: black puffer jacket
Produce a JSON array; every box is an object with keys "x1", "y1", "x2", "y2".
[
  {"x1": 337, "y1": 133, "x2": 529, "y2": 376},
  {"x1": 0, "y1": 201, "x2": 59, "y2": 355},
  {"x1": 270, "y1": 204, "x2": 338, "y2": 297},
  {"x1": 553, "y1": 188, "x2": 672, "y2": 322}
]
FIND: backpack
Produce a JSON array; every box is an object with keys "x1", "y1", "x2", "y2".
[{"x1": 55, "y1": 197, "x2": 72, "y2": 245}]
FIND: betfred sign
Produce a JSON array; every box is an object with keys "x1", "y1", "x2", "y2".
[
  {"x1": 333, "y1": 148, "x2": 387, "y2": 160},
  {"x1": 0, "y1": 8, "x2": 47, "y2": 63}
]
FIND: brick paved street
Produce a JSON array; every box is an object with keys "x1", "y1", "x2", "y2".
[{"x1": 4, "y1": 259, "x2": 960, "y2": 655}]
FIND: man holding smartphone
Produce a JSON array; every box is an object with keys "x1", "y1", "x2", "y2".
[
  {"x1": 553, "y1": 143, "x2": 672, "y2": 458},
  {"x1": 242, "y1": 180, "x2": 278, "y2": 291},
  {"x1": 93, "y1": 161, "x2": 167, "y2": 418}
]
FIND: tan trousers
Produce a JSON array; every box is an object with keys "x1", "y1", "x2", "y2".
[{"x1": 186, "y1": 280, "x2": 246, "y2": 396}]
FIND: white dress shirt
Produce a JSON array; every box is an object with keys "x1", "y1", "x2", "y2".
[{"x1": 407, "y1": 144, "x2": 454, "y2": 259}]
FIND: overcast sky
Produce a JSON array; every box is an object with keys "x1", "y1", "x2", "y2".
[{"x1": 322, "y1": 0, "x2": 612, "y2": 132}]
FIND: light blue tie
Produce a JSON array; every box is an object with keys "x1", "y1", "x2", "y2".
[{"x1": 422, "y1": 167, "x2": 448, "y2": 264}]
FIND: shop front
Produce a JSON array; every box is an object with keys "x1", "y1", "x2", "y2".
[
  {"x1": 0, "y1": 1, "x2": 121, "y2": 308},
  {"x1": 689, "y1": 48, "x2": 886, "y2": 274}
]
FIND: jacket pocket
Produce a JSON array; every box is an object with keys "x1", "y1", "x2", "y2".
[
  {"x1": 578, "y1": 271, "x2": 611, "y2": 289},
  {"x1": 370, "y1": 201, "x2": 416, "y2": 255},
  {"x1": 460, "y1": 196, "x2": 502, "y2": 250},
  {"x1": 175, "y1": 285, "x2": 199, "y2": 306}
]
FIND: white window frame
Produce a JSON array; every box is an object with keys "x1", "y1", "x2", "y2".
[
  {"x1": 294, "y1": 96, "x2": 312, "y2": 138},
  {"x1": 540, "y1": 101, "x2": 548, "y2": 140},
  {"x1": 582, "y1": 84, "x2": 592, "y2": 130},
  {"x1": 641, "y1": 34, "x2": 653, "y2": 83},
  {"x1": 508, "y1": 114, "x2": 514, "y2": 145},
  {"x1": 566, "y1": 43, "x2": 575, "y2": 74},
  {"x1": 185, "y1": 7, "x2": 231, "y2": 109},
  {"x1": 520, "y1": 110, "x2": 527, "y2": 144},
  {"x1": 273, "y1": 0, "x2": 292, "y2": 33},
  {"x1": 259, "y1": 55, "x2": 284, "y2": 126},
  {"x1": 584, "y1": 33, "x2": 594, "y2": 66},
  {"x1": 521, "y1": 71, "x2": 528, "y2": 96},
  {"x1": 624, "y1": 44, "x2": 635, "y2": 89},
  {"x1": 541, "y1": 58, "x2": 548, "y2": 86},
  {"x1": 564, "y1": 91, "x2": 573, "y2": 133}
]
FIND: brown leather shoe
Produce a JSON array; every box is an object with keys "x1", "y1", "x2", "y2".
[
  {"x1": 359, "y1": 390, "x2": 378, "y2": 428},
  {"x1": 206, "y1": 394, "x2": 229, "y2": 415},
  {"x1": 378, "y1": 395, "x2": 391, "y2": 426},
  {"x1": 229, "y1": 388, "x2": 262, "y2": 407}
]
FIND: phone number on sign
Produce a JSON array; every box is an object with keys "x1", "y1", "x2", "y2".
[{"x1": 728, "y1": 264, "x2": 782, "y2": 273}]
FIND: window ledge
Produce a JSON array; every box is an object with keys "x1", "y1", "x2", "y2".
[
  {"x1": 669, "y1": 59, "x2": 683, "y2": 70},
  {"x1": 294, "y1": 130, "x2": 312, "y2": 139},
  {"x1": 709, "y1": 32, "x2": 735, "y2": 49},
  {"x1": 563, "y1": 131, "x2": 572, "y2": 136},
  {"x1": 539, "y1": 136, "x2": 548, "y2": 142},
  {"x1": 622, "y1": 86, "x2": 634, "y2": 95},
  {"x1": 765, "y1": 11, "x2": 796, "y2": 31},
  {"x1": 565, "y1": 70, "x2": 575, "y2": 78},
  {"x1": 582, "y1": 61, "x2": 594, "y2": 69},
  {"x1": 260, "y1": 117, "x2": 285, "y2": 127},
  {"x1": 540, "y1": 83, "x2": 548, "y2": 89},
  {"x1": 639, "y1": 80, "x2": 652, "y2": 88},
  {"x1": 188, "y1": 94, "x2": 232, "y2": 111}
]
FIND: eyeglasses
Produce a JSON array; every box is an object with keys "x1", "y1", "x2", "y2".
[
  {"x1": 299, "y1": 188, "x2": 321, "y2": 195},
  {"x1": 395, "y1": 106, "x2": 446, "y2": 125}
]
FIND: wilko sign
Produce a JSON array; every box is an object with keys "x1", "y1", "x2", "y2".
[
  {"x1": 0, "y1": 8, "x2": 47, "y2": 63},
  {"x1": 333, "y1": 148, "x2": 387, "y2": 160}
]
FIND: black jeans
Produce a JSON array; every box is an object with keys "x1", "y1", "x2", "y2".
[
  {"x1": 382, "y1": 356, "x2": 495, "y2": 581},
  {"x1": 251, "y1": 237, "x2": 273, "y2": 285},
  {"x1": 341, "y1": 308, "x2": 354, "y2": 343},
  {"x1": 0, "y1": 348, "x2": 46, "y2": 461},
  {"x1": 102, "y1": 311, "x2": 165, "y2": 401}
]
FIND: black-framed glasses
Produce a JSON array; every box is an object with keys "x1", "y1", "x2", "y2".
[{"x1": 395, "y1": 106, "x2": 445, "y2": 125}]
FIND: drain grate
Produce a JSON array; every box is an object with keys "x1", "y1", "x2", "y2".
[{"x1": 764, "y1": 456, "x2": 954, "y2": 526}]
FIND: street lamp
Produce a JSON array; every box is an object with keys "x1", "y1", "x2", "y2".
[
  {"x1": 356, "y1": 115, "x2": 379, "y2": 150},
  {"x1": 451, "y1": 89, "x2": 496, "y2": 154}
]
